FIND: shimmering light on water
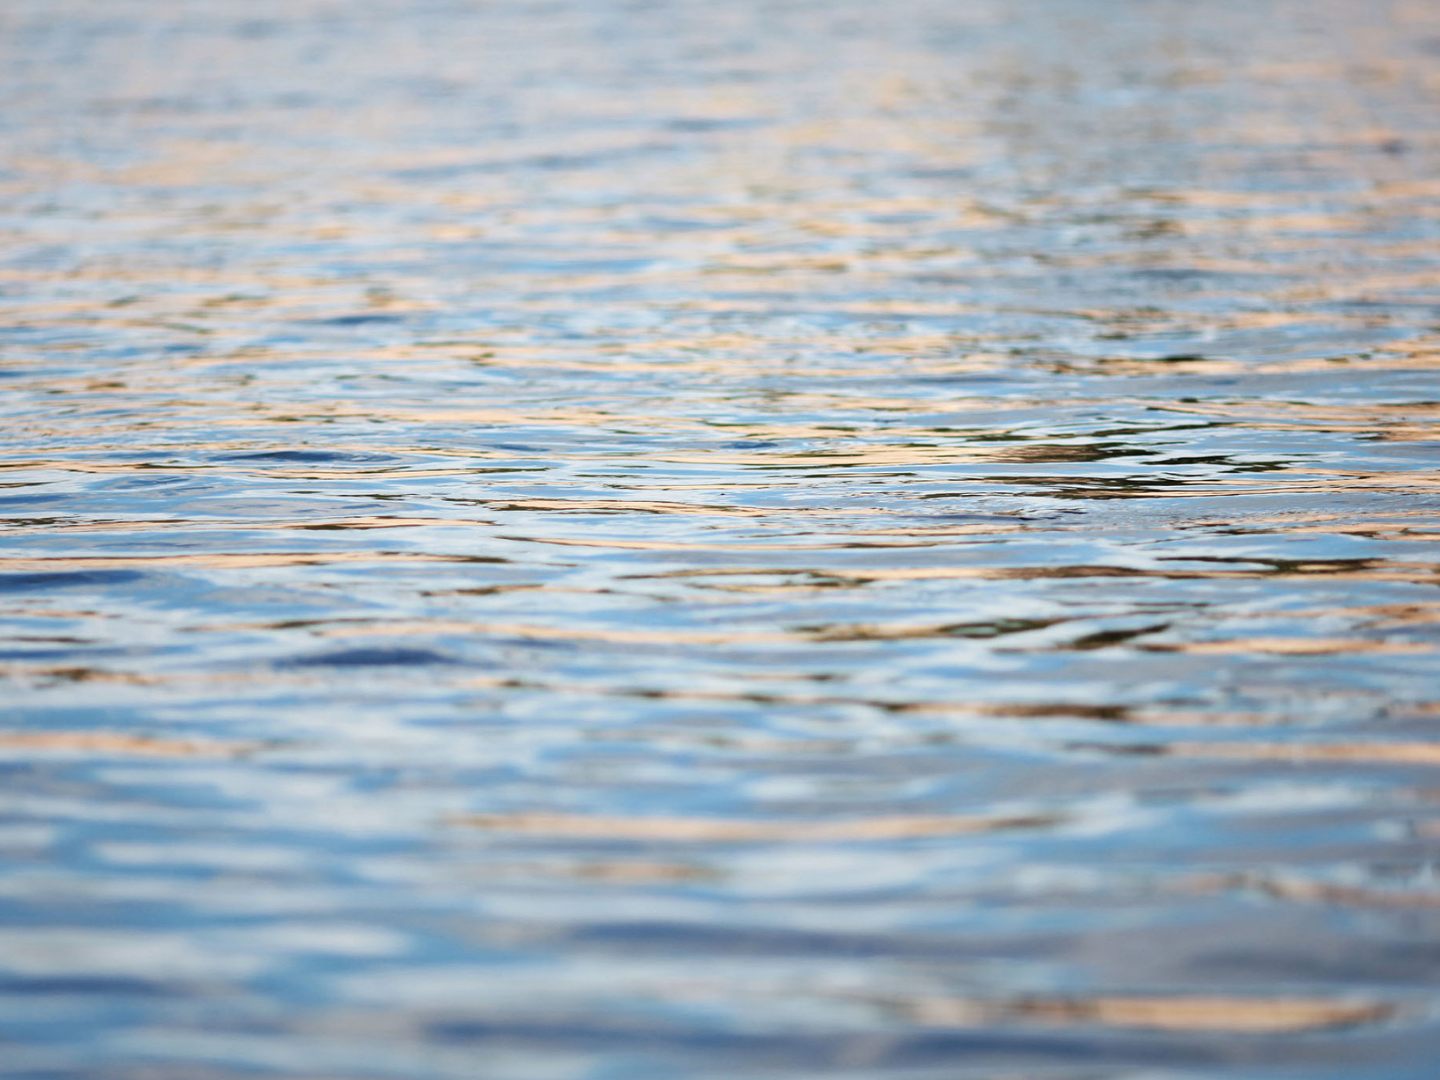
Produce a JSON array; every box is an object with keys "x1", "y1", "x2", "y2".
[{"x1": 2, "y1": 0, "x2": 1440, "y2": 1077}]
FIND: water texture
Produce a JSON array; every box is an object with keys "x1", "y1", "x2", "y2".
[{"x1": 2, "y1": 0, "x2": 1440, "y2": 1076}]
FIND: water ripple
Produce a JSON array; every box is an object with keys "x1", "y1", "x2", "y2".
[{"x1": 3, "y1": 0, "x2": 1440, "y2": 1077}]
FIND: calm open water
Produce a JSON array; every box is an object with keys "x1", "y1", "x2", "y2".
[{"x1": 2, "y1": 1, "x2": 1440, "y2": 1077}]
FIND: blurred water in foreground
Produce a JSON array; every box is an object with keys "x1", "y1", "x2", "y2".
[{"x1": 2, "y1": 1, "x2": 1440, "y2": 1077}]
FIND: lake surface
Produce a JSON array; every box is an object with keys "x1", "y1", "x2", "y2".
[{"x1": 2, "y1": 1, "x2": 1440, "y2": 1077}]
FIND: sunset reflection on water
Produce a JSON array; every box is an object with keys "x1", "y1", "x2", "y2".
[{"x1": 2, "y1": 1, "x2": 1439, "y2": 1077}]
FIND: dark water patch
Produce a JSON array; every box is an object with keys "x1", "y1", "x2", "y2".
[
  {"x1": 0, "y1": 570, "x2": 146, "y2": 592},
  {"x1": 304, "y1": 314, "x2": 407, "y2": 327},
  {"x1": 1062, "y1": 623, "x2": 1172, "y2": 651},
  {"x1": 0, "y1": 975, "x2": 175, "y2": 997},
  {"x1": 281, "y1": 647, "x2": 457, "y2": 668}
]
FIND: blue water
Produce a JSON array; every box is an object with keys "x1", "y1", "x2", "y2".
[{"x1": 2, "y1": 1, "x2": 1440, "y2": 1077}]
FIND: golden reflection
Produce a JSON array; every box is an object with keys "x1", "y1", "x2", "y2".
[
  {"x1": 883, "y1": 993, "x2": 1393, "y2": 1034},
  {"x1": 1220, "y1": 874, "x2": 1440, "y2": 911},
  {"x1": 0, "y1": 731, "x2": 254, "y2": 757},
  {"x1": 1162, "y1": 741, "x2": 1440, "y2": 767},
  {"x1": 451, "y1": 811, "x2": 1056, "y2": 842}
]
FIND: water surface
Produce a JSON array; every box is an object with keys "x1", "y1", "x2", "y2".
[{"x1": 2, "y1": 1, "x2": 1440, "y2": 1077}]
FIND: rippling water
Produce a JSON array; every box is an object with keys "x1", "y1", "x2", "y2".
[{"x1": 3, "y1": 1, "x2": 1440, "y2": 1077}]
